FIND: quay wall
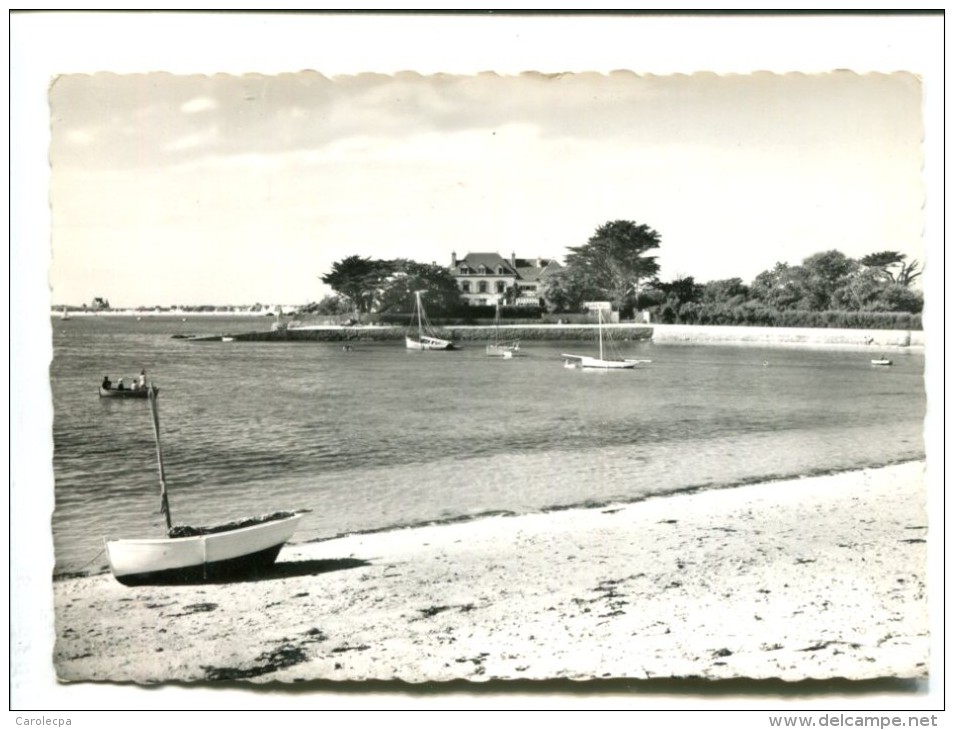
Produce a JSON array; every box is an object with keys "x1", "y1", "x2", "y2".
[
  {"x1": 196, "y1": 323, "x2": 923, "y2": 349},
  {"x1": 649, "y1": 324, "x2": 924, "y2": 349}
]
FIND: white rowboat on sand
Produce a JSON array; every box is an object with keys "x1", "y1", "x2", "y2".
[{"x1": 103, "y1": 386, "x2": 301, "y2": 586}]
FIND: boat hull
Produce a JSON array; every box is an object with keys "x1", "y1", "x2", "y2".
[
  {"x1": 562, "y1": 354, "x2": 636, "y2": 369},
  {"x1": 99, "y1": 386, "x2": 157, "y2": 398},
  {"x1": 406, "y1": 336, "x2": 455, "y2": 351},
  {"x1": 486, "y1": 344, "x2": 520, "y2": 357},
  {"x1": 105, "y1": 513, "x2": 301, "y2": 585}
]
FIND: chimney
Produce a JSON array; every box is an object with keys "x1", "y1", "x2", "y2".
[
  {"x1": 536, "y1": 257, "x2": 543, "y2": 268},
  {"x1": 510, "y1": 252, "x2": 516, "y2": 268},
  {"x1": 451, "y1": 251, "x2": 457, "y2": 268}
]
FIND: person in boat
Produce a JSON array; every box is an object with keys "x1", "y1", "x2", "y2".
[
  {"x1": 101, "y1": 375, "x2": 111, "y2": 390},
  {"x1": 116, "y1": 378, "x2": 125, "y2": 391},
  {"x1": 138, "y1": 369, "x2": 147, "y2": 389}
]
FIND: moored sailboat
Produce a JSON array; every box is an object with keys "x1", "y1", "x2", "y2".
[
  {"x1": 562, "y1": 306, "x2": 650, "y2": 370},
  {"x1": 485, "y1": 304, "x2": 520, "y2": 357},
  {"x1": 406, "y1": 291, "x2": 455, "y2": 351}
]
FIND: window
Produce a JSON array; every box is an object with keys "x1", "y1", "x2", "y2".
[
  {"x1": 496, "y1": 281, "x2": 506, "y2": 293},
  {"x1": 478, "y1": 281, "x2": 488, "y2": 293},
  {"x1": 461, "y1": 282, "x2": 471, "y2": 292}
]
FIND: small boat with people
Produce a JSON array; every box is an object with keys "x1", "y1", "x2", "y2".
[
  {"x1": 104, "y1": 386, "x2": 302, "y2": 586},
  {"x1": 406, "y1": 291, "x2": 456, "y2": 351},
  {"x1": 871, "y1": 357, "x2": 893, "y2": 366},
  {"x1": 99, "y1": 385, "x2": 156, "y2": 399},
  {"x1": 99, "y1": 370, "x2": 156, "y2": 398}
]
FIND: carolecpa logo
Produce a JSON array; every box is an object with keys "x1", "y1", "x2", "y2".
[{"x1": 15, "y1": 718, "x2": 72, "y2": 726}]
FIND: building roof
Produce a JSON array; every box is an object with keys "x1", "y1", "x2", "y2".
[
  {"x1": 453, "y1": 253, "x2": 561, "y2": 281},
  {"x1": 455, "y1": 252, "x2": 515, "y2": 274},
  {"x1": 513, "y1": 258, "x2": 561, "y2": 281}
]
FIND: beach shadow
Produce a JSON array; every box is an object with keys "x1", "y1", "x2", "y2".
[{"x1": 240, "y1": 557, "x2": 371, "y2": 583}]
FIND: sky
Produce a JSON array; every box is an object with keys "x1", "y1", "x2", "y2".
[{"x1": 47, "y1": 62, "x2": 925, "y2": 309}]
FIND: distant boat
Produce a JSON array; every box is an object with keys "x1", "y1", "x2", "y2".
[
  {"x1": 60, "y1": 308, "x2": 70, "y2": 320},
  {"x1": 221, "y1": 336, "x2": 235, "y2": 342},
  {"x1": 104, "y1": 386, "x2": 301, "y2": 585},
  {"x1": 562, "y1": 306, "x2": 649, "y2": 370},
  {"x1": 871, "y1": 357, "x2": 893, "y2": 366},
  {"x1": 406, "y1": 291, "x2": 455, "y2": 351},
  {"x1": 486, "y1": 304, "x2": 520, "y2": 357},
  {"x1": 99, "y1": 386, "x2": 157, "y2": 399}
]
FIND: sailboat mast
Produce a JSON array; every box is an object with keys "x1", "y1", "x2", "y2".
[
  {"x1": 147, "y1": 386, "x2": 173, "y2": 532},
  {"x1": 598, "y1": 307, "x2": 604, "y2": 361},
  {"x1": 495, "y1": 303, "x2": 500, "y2": 346},
  {"x1": 416, "y1": 291, "x2": 423, "y2": 339}
]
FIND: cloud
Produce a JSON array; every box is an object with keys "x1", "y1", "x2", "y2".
[
  {"x1": 162, "y1": 125, "x2": 219, "y2": 152},
  {"x1": 181, "y1": 96, "x2": 217, "y2": 113}
]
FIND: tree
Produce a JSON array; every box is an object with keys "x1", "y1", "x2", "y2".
[
  {"x1": 541, "y1": 267, "x2": 602, "y2": 313},
  {"x1": 834, "y1": 267, "x2": 884, "y2": 311},
  {"x1": 563, "y1": 220, "x2": 662, "y2": 312},
  {"x1": 860, "y1": 250, "x2": 922, "y2": 287},
  {"x1": 799, "y1": 250, "x2": 859, "y2": 311},
  {"x1": 654, "y1": 276, "x2": 703, "y2": 305},
  {"x1": 750, "y1": 262, "x2": 811, "y2": 310},
  {"x1": 375, "y1": 260, "x2": 463, "y2": 315},
  {"x1": 701, "y1": 278, "x2": 749, "y2": 306},
  {"x1": 896, "y1": 258, "x2": 922, "y2": 288},
  {"x1": 871, "y1": 283, "x2": 924, "y2": 314},
  {"x1": 320, "y1": 256, "x2": 395, "y2": 317}
]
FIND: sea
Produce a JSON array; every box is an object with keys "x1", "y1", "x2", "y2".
[{"x1": 48, "y1": 315, "x2": 926, "y2": 575}]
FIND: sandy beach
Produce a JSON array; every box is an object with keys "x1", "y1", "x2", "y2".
[{"x1": 53, "y1": 461, "x2": 929, "y2": 685}]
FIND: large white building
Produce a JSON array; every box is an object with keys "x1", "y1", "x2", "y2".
[{"x1": 449, "y1": 251, "x2": 561, "y2": 307}]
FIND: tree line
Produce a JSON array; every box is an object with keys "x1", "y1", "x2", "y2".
[{"x1": 313, "y1": 220, "x2": 923, "y2": 329}]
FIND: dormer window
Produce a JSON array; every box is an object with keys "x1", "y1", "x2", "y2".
[
  {"x1": 496, "y1": 266, "x2": 505, "y2": 274},
  {"x1": 479, "y1": 265, "x2": 488, "y2": 274},
  {"x1": 459, "y1": 265, "x2": 470, "y2": 274}
]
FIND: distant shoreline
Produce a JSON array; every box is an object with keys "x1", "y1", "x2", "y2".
[{"x1": 53, "y1": 309, "x2": 278, "y2": 317}]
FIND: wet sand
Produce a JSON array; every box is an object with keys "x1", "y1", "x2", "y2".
[{"x1": 53, "y1": 462, "x2": 929, "y2": 684}]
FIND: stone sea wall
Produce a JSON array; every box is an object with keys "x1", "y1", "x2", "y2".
[
  {"x1": 649, "y1": 323, "x2": 924, "y2": 349},
  {"x1": 191, "y1": 323, "x2": 923, "y2": 349}
]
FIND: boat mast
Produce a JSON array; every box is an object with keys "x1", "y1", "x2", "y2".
[
  {"x1": 147, "y1": 386, "x2": 173, "y2": 532},
  {"x1": 598, "y1": 307, "x2": 604, "y2": 361},
  {"x1": 416, "y1": 291, "x2": 423, "y2": 340},
  {"x1": 494, "y1": 303, "x2": 500, "y2": 346}
]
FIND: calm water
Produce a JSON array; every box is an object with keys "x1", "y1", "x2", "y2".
[{"x1": 50, "y1": 316, "x2": 926, "y2": 573}]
